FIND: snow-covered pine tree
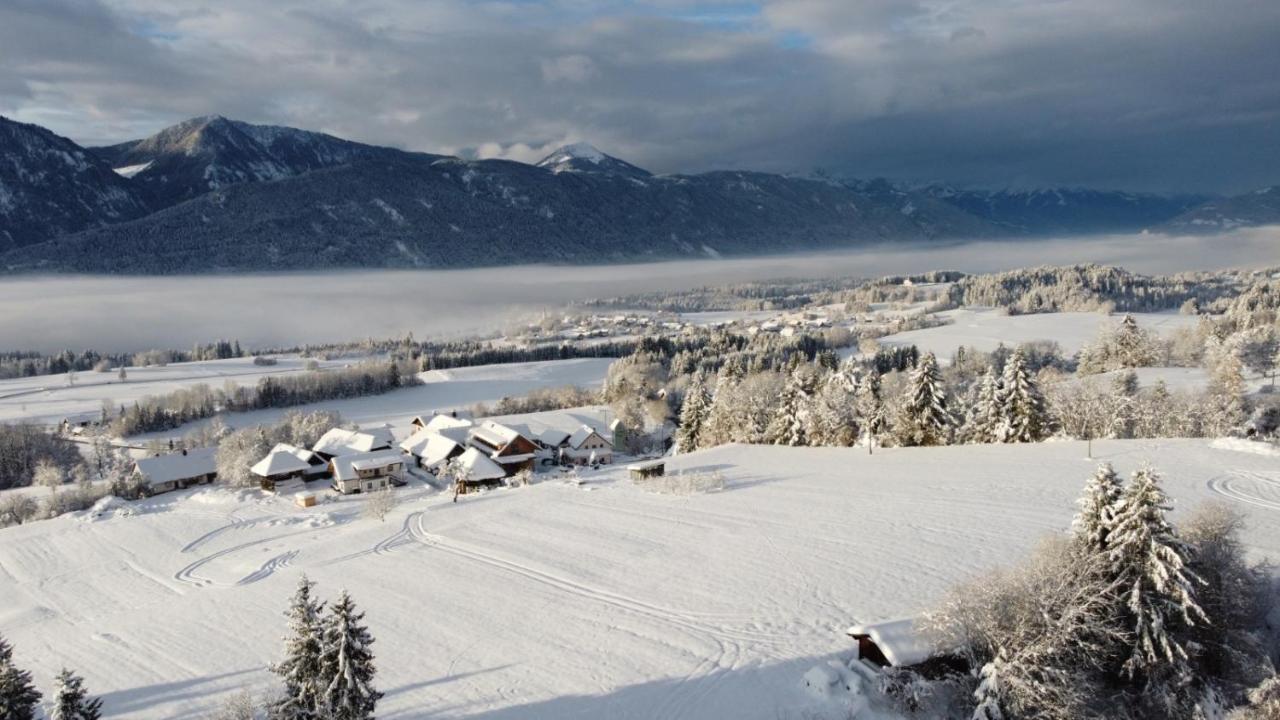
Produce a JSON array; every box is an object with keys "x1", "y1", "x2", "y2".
[
  {"x1": 1106, "y1": 467, "x2": 1207, "y2": 683},
  {"x1": 1108, "y1": 370, "x2": 1138, "y2": 439},
  {"x1": 765, "y1": 365, "x2": 817, "y2": 446},
  {"x1": 855, "y1": 369, "x2": 884, "y2": 453},
  {"x1": 698, "y1": 370, "x2": 737, "y2": 449},
  {"x1": 895, "y1": 352, "x2": 952, "y2": 447},
  {"x1": 971, "y1": 653, "x2": 1007, "y2": 720},
  {"x1": 961, "y1": 367, "x2": 1002, "y2": 444},
  {"x1": 1072, "y1": 463, "x2": 1124, "y2": 553},
  {"x1": 318, "y1": 591, "x2": 381, "y2": 720},
  {"x1": 0, "y1": 635, "x2": 41, "y2": 720},
  {"x1": 48, "y1": 668, "x2": 102, "y2": 720},
  {"x1": 1113, "y1": 314, "x2": 1157, "y2": 368},
  {"x1": 996, "y1": 349, "x2": 1047, "y2": 443},
  {"x1": 810, "y1": 363, "x2": 859, "y2": 447},
  {"x1": 674, "y1": 371, "x2": 712, "y2": 453},
  {"x1": 272, "y1": 575, "x2": 326, "y2": 720}
]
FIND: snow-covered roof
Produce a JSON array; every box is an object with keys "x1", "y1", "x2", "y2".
[
  {"x1": 312, "y1": 428, "x2": 391, "y2": 457},
  {"x1": 330, "y1": 449, "x2": 405, "y2": 482},
  {"x1": 846, "y1": 618, "x2": 934, "y2": 667},
  {"x1": 134, "y1": 448, "x2": 217, "y2": 487},
  {"x1": 422, "y1": 414, "x2": 473, "y2": 432},
  {"x1": 457, "y1": 447, "x2": 507, "y2": 482},
  {"x1": 609, "y1": 418, "x2": 624, "y2": 430},
  {"x1": 401, "y1": 429, "x2": 463, "y2": 468},
  {"x1": 626, "y1": 459, "x2": 665, "y2": 471},
  {"x1": 363, "y1": 425, "x2": 395, "y2": 447},
  {"x1": 469, "y1": 421, "x2": 524, "y2": 449},
  {"x1": 537, "y1": 428, "x2": 571, "y2": 447},
  {"x1": 251, "y1": 446, "x2": 314, "y2": 478},
  {"x1": 567, "y1": 425, "x2": 609, "y2": 450}
]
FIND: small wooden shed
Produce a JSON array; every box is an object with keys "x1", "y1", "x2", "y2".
[
  {"x1": 846, "y1": 618, "x2": 934, "y2": 669},
  {"x1": 627, "y1": 459, "x2": 666, "y2": 481}
]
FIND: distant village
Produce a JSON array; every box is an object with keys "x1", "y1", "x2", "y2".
[{"x1": 127, "y1": 410, "x2": 656, "y2": 503}]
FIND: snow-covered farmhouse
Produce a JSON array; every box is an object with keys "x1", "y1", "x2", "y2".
[
  {"x1": 467, "y1": 421, "x2": 538, "y2": 476},
  {"x1": 410, "y1": 411, "x2": 473, "y2": 433},
  {"x1": 330, "y1": 449, "x2": 405, "y2": 494},
  {"x1": 251, "y1": 443, "x2": 327, "y2": 492},
  {"x1": 454, "y1": 447, "x2": 508, "y2": 492},
  {"x1": 563, "y1": 425, "x2": 613, "y2": 465},
  {"x1": 845, "y1": 618, "x2": 935, "y2": 669},
  {"x1": 311, "y1": 427, "x2": 393, "y2": 460},
  {"x1": 399, "y1": 429, "x2": 466, "y2": 471},
  {"x1": 132, "y1": 448, "x2": 218, "y2": 495}
]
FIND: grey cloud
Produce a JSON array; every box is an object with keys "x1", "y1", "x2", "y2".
[{"x1": 0, "y1": 0, "x2": 1276, "y2": 192}]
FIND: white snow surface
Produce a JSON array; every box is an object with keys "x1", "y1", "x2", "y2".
[
  {"x1": 0, "y1": 357, "x2": 612, "y2": 443},
  {"x1": 112, "y1": 162, "x2": 153, "y2": 178},
  {"x1": 1, "y1": 439, "x2": 1277, "y2": 719},
  {"x1": 0, "y1": 356, "x2": 353, "y2": 427},
  {"x1": 877, "y1": 308, "x2": 1199, "y2": 359}
]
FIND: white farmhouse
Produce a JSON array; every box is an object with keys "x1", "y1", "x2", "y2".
[
  {"x1": 311, "y1": 428, "x2": 393, "y2": 460},
  {"x1": 132, "y1": 448, "x2": 218, "y2": 495},
  {"x1": 330, "y1": 449, "x2": 406, "y2": 495},
  {"x1": 563, "y1": 425, "x2": 613, "y2": 465},
  {"x1": 251, "y1": 443, "x2": 327, "y2": 492}
]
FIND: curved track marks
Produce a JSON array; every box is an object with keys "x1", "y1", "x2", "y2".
[{"x1": 1207, "y1": 471, "x2": 1280, "y2": 512}]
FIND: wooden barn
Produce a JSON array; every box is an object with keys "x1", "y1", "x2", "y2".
[{"x1": 467, "y1": 421, "x2": 538, "y2": 476}]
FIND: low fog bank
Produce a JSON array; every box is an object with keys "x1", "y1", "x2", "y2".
[{"x1": 2, "y1": 227, "x2": 1277, "y2": 354}]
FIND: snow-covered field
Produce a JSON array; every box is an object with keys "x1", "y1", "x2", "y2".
[
  {"x1": 877, "y1": 308, "x2": 1199, "y2": 358},
  {"x1": 2, "y1": 439, "x2": 1277, "y2": 719},
  {"x1": 125, "y1": 358, "x2": 615, "y2": 442},
  {"x1": 0, "y1": 356, "x2": 355, "y2": 427}
]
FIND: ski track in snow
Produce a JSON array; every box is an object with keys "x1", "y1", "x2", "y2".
[
  {"x1": 174, "y1": 525, "x2": 323, "y2": 588},
  {"x1": 1207, "y1": 471, "x2": 1280, "y2": 512}
]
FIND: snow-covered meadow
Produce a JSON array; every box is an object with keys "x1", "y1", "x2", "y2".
[
  {"x1": 876, "y1": 307, "x2": 1199, "y2": 358},
  {"x1": 1, "y1": 439, "x2": 1277, "y2": 719},
  {"x1": 0, "y1": 357, "x2": 614, "y2": 438}
]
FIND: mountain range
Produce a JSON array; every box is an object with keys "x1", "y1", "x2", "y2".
[{"x1": 0, "y1": 114, "x2": 1271, "y2": 274}]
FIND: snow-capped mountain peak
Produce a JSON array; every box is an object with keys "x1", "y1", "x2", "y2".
[{"x1": 535, "y1": 142, "x2": 651, "y2": 178}]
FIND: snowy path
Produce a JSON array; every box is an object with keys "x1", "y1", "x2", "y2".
[{"x1": 0, "y1": 439, "x2": 1277, "y2": 719}]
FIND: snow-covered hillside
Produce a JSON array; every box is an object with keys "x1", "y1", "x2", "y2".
[{"x1": 1, "y1": 439, "x2": 1276, "y2": 719}]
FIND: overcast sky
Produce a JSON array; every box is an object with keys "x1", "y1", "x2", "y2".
[{"x1": 2, "y1": 0, "x2": 1277, "y2": 193}]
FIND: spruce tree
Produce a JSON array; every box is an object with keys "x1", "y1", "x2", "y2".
[
  {"x1": 1072, "y1": 463, "x2": 1124, "y2": 553},
  {"x1": 271, "y1": 575, "x2": 326, "y2": 720},
  {"x1": 855, "y1": 369, "x2": 884, "y2": 453},
  {"x1": 1106, "y1": 467, "x2": 1207, "y2": 682},
  {"x1": 962, "y1": 367, "x2": 1002, "y2": 444},
  {"x1": 0, "y1": 635, "x2": 41, "y2": 720},
  {"x1": 765, "y1": 366, "x2": 816, "y2": 446},
  {"x1": 698, "y1": 370, "x2": 737, "y2": 449},
  {"x1": 996, "y1": 349, "x2": 1047, "y2": 443},
  {"x1": 674, "y1": 372, "x2": 712, "y2": 453},
  {"x1": 48, "y1": 668, "x2": 102, "y2": 720},
  {"x1": 811, "y1": 364, "x2": 859, "y2": 447},
  {"x1": 895, "y1": 352, "x2": 952, "y2": 447},
  {"x1": 319, "y1": 591, "x2": 381, "y2": 720}
]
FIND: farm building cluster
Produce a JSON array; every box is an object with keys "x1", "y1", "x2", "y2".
[{"x1": 128, "y1": 412, "x2": 629, "y2": 499}]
